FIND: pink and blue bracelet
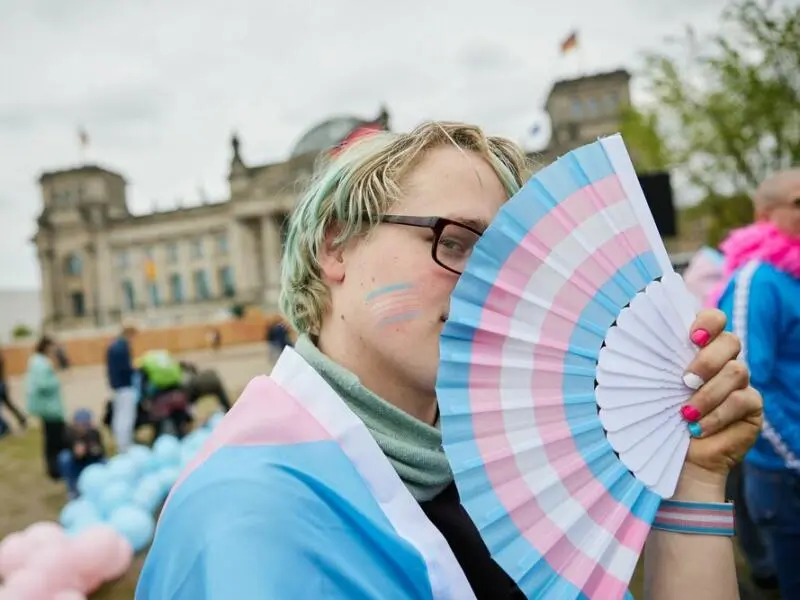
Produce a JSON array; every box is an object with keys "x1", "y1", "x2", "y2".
[{"x1": 652, "y1": 499, "x2": 735, "y2": 537}]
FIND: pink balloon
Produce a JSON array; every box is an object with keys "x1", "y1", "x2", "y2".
[
  {"x1": 68, "y1": 525, "x2": 131, "y2": 591},
  {"x1": 102, "y1": 536, "x2": 134, "y2": 582},
  {"x1": 26, "y1": 545, "x2": 83, "y2": 593},
  {"x1": 22, "y1": 521, "x2": 67, "y2": 549},
  {"x1": 3, "y1": 567, "x2": 54, "y2": 599},
  {"x1": 0, "y1": 532, "x2": 34, "y2": 577},
  {"x1": 53, "y1": 591, "x2": 87, "y2": 600}
]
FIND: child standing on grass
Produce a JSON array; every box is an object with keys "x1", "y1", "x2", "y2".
[{"x1": 58, "y1": 408, "x2": 105, "y2": 499}]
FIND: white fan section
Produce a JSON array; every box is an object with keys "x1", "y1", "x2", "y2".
[{"x1": 596, "y1": 272, "x2": 700, "y2": 498}]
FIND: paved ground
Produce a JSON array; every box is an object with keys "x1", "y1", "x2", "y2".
[{"x1": 3, "y1": 342, "x2": 272, "y2": 420}]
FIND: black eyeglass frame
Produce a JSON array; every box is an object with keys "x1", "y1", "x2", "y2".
[{"x1": 378, "y1": 215, "x2": 483, "y2": 275}]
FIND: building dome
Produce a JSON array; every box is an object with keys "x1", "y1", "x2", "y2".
[{"x1": 289, "y1": 116, "x2": 366, "y2": 158}]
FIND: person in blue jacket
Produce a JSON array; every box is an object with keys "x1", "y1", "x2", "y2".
[
  {"x1": 714, "y1": 168, "x2": 800, "y2": 598},
  {"x1": 105, "y1": 322, "x2": 138, "y2": 452}
]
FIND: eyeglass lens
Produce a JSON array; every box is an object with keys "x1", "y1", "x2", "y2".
[{"x1": 435, "y1": 223, "x2": 480, "y2": 273}]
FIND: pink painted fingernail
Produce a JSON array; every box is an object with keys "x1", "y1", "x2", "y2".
[
  {"x1": 690, "y1": 329, "x2": 711, "y2": 347},
  {"x1": 681, "y1": 405, "x2": 701, "y2": 422}
]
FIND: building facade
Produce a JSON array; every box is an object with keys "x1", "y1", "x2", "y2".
[{"x1": 34, "y1": 73, "x2": 634, "y2": 335}]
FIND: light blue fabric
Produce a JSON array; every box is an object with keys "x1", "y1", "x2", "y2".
[
  {"x1": 136, "y1": 442, "x2": 436, "y2": 600},
  {"x1": 717, "y1": 261, "x2": 800, "y2": 472},
  {"x1": 25, "y1": 353, "x2": 64, "y2": 421}
]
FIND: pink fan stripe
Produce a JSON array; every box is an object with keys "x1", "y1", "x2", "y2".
[
  {"x1": 164, "y1": 376, "x2": 331, "y2": 509},
  {"x1": 470, "y1": 176, "x2": 650, "y2": 593}
]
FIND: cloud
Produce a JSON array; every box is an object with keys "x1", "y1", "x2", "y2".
[{"x1": 0, "y1": 0, "x2": 731, "y2": 288}]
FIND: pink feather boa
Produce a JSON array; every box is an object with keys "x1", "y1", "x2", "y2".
[{"x1": 706, "y1": 221, "x2": 800, "y2": 306}]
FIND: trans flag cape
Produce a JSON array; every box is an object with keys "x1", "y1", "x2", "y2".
[{"x1": 135, "y1": 347, "x2": 475, "y2": 600}]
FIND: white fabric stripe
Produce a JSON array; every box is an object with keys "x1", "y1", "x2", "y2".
[
  {"x1": 731, "y1": 260, "x2": 800, "y2": 474},
  {"x1": 655, "y1": 512, "x2": 734, "y2": 525},
  {"x1": 499, "y1": 201, "x2": 641, "y2": 583},
  {"x1": 271, "y1": 348, "x2": 476, "y2": 600}
]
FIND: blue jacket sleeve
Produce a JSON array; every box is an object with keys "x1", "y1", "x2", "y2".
[
  {"x1": 733, "y1": 266, "x2": 780, "y2": 389},
  {"x1": 732, "y1": 265, "x2": 800, "y2": 460}
]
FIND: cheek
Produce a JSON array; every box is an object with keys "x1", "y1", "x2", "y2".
[{"x1": 361, "y1": 270, "x2": 454, "y2": 330}]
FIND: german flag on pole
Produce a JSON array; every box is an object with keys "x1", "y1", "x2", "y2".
[{"x1": 560, "y1": 31, "x2": 578, "y2": 54}]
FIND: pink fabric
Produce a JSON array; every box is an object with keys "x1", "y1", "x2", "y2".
[
  {"x1": 707, "y1": 221, "x2": 800, "y2": 307},
  {"x1": 681, "y1": 249, "x2": 724, "y2": 307},
  {"x1": 165, "y1": 376, "x2": 331, "y2": 508},
  {"x1": 472, "y1": 175, "x2": 649, "y2": 594}
]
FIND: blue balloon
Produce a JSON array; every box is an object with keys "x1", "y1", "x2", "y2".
[
  {"x1": 131, "y1": 475, "x2": 168, "y2": 513},
  {"x1": 59, "y1": 498, "x2": 101, "y2": 529},
  {"x1": 98, "y1": 480, "x2": 133, "y2": 516},
  {"x1": 152, "y1": 435, "x2": 181, "y2": 467},
  {"x1": 155, "y1": 466, "x2": 182, "y2": 492},
  {"x1": 77, "y1": 463, "x2": 109, "y2": 500},
  {"x1": 106, "y1": 454, "x2": 138, "y2": 483},
  {"x1": 126, "y1": 444, "x2": 152, "y2": 470},
  {"x1": 108, "y1": 504, "x2": 156, "y2": 552},
  {"x1": 65, "y1": 510, "x2": 105, "y2": 536}
]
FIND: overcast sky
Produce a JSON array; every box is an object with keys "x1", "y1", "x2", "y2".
[{"x1": 0, "y1": 0, "x2": 730, "y2": 289}]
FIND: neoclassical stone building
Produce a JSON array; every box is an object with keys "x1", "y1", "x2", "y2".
[{"x1": 34, "y1": 71, "x2": 633, "y2": 335}]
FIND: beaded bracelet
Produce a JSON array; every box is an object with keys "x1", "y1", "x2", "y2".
[{"x1": 651, "y1": 500, "x2": 735, "y2": 536}]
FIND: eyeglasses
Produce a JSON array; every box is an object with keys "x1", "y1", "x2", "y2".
[{"x1": 378, "y1": 215, "x2": 482, "y2": 275}]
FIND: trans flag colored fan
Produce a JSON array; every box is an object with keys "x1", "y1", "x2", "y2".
[{"x1": 436, "y1": 134, "x2": 701, "y2": 600}]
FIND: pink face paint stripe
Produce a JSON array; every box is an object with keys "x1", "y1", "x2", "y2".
[
  {"x1": 369, "y1": 293, "x2": 422, "y2": 312},
  {"x1": 163, "y1": 376, "x2": 331, "y2": 511}
]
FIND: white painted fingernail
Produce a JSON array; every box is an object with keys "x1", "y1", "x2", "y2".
[{"x1": 682, "y1": 372, "x2": 704, "y2": 390}]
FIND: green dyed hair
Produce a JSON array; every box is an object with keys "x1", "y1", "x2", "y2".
[{"x1": 280, "y1": 120, "x2": 534, "y2": 335}]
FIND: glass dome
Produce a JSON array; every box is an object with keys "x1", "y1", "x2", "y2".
[{"x1": 290, "y1": 116, "x2": 365, "y2": 157}]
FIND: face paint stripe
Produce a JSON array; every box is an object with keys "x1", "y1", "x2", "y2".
[
  {"x1": 368, "y1": 293, "x2": 422, "y2": 311},
  {"x1": 376, "y1": 311, "x2": 422, "y2": 327},
  {"x1": 372, "y1": 301, "x2": 423, "y2": 318},
  {"x1": 364, "y1": 282, "x2": 414, "y2": 301}
]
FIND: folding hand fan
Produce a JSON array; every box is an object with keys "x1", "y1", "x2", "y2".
[{"x1": 436, "y1": 134, "x2": 701, "y2": 600}]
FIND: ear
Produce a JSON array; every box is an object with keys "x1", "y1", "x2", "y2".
[{"x1": 318, "y1": 227, "x2": 347, "y2": 284}]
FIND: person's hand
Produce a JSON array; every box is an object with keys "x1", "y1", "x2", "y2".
[
  {"x1": 73, "y1": 442, "x2": 86, "y2": 458},
  {"x1": 679, "y1": 309, "x2": 763, "y2": 488}
]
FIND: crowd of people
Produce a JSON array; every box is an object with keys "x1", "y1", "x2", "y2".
[{"x1": 0, "y1": 324, "x2": 234, "y2": 504}]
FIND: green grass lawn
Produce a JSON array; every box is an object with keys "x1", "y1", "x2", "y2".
[{"x1": 0, "y1": 401, "x2": 777, "y2": 599}]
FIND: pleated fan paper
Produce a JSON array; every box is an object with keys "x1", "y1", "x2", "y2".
[{"x1": 436, "y1": 134, "x2": 702, "y2": 600}]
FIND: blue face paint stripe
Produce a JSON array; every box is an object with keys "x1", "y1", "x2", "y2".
[
  {"x1": 377, "y1": 311, "x2": 422, "y2": 327},
  {"x1": 365, "y1": 282, "x2": 414, "y2": 301}
]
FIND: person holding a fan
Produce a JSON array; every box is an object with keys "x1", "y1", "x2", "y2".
[{"x1": 139, "y1": 122, "x2": 763, "y2": 600}]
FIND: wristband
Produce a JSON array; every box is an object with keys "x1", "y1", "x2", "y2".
[{"x1": 652, "y1": 499, "x2": 735, "y2": 536}]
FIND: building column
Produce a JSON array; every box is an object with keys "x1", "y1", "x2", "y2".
[
  {"x1": 94, "y1": 234, "x2": 116, "y2": 326},
  {"x1": 260, "y1": 214, "x2": 282, "y2": 309},
  {"x1": 38, "y1": 250, "x2": 55, "y2": 329},
  {"x1": 228, "y1": 218, "x2": 251, "y2": 302}
]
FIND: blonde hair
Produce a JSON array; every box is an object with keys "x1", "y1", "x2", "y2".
[
  {"x1": 279, "y1": 121, "x2": 533, "y2": 335},
  {"x1": 754, "y1": 168, "x2": 800, "y2": 211}
]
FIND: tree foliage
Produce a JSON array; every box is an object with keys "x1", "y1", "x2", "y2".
[{"x1": 621, "y1": 0, "x2": 800, "y2": 243}]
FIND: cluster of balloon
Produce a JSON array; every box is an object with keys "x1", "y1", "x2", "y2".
[{"x1": 0, "y1": 412, "x2": 224, "y2": 599}]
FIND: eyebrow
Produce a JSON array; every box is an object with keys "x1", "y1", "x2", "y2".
[{"x1": 443, "y1": 215, "x2": 490, "y2": 232}]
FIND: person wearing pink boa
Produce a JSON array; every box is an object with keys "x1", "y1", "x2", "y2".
[{"x1": 714, "y1": 168, "x2": 800, "y2": 598}]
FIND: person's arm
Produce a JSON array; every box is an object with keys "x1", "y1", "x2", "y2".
[{"x1": 644, "y1": 465, "x2": 737, "y2": 599}]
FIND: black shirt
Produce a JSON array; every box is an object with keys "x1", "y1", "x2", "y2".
[{"x1": 420, "y1": 483, "x2": 526, "y2": 599}]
